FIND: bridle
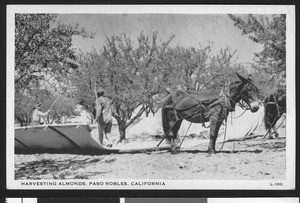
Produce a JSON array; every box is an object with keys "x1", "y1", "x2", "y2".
[{"x1": 222, "y1": 80, "x2": 258, "y2": 112}]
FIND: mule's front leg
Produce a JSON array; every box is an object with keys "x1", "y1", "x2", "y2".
[{"x1": 207, "y1": 116, "x2": 222, "y2": 154}]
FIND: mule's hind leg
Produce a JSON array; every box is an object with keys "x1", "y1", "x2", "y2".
[
  {"x1": 171, "y1": 119, "x2": 183, "y2": 154},
  {"x1": 207, "y1": 116, "x2": 222, "y2": 154},
  {"x1": 162, "y1": 108, "x2": 178, "y2": 150}
]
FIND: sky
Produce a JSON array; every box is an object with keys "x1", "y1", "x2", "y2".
[{"x1": 58, "y1": 14, "x2": 263, "y2": 64}]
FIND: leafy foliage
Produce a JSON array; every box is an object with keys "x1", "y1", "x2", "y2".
[
  {"x1": 169, "y1": 44, "x2": 244, "y2": 92},
  {"x1": 228, "y1": 14, "x2": 286, "y2": 88},
  {"x1": 15, "y1": 14, "x2": 93, "y2": 91},
  {"x1": 14, "y1": 14, "x2": 92, "y2": 125},
  {"x1": 15, "y1": 91, "x2": 34, "y2": 126}
]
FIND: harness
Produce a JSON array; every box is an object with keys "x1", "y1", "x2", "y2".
[
  {"x1": 262, "y1": 99, "x2": 286, "y2": 139},
  {"x1": 157, "y1": 88, "x2": 232, "y2": 148},
  {"x1": 157, "y1": 80, "x2": 258, "y2": 150},
  {"x1": 171, "y1": 87, "x2": 234, "y2": 123}
]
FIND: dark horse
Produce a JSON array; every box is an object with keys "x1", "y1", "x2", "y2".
[
  {"x1": 161, "y1": 73, "x2": 260, "y2": 154},
  {"x1": 264, "y1": 89, "x2": 286, "y2": 139}
]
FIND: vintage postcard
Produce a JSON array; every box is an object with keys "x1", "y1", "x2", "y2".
[{"x1": 7, "y1": 5, "x2": 295, "y2": 189}]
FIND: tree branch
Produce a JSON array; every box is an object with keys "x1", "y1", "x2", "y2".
[{"x1": 126, "y1": 105, "x2": 146, "y2": 127}]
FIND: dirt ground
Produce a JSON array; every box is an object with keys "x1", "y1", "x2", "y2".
[{"x1": 15, "y1": 130, "x2": 286, "y2": 180}]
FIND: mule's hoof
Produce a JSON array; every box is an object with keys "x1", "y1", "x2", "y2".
[
  {"x1": 272, "y1": 132, "x2": 279, "y2": 138},
  {"x1": 171, "y1": 150, "x2": 180, "y2": 154},
  {"x1": 208, "y1": 149, "x2": 216, "y2": 154},
  {"x1": 170, "y1": 146, "x2": 180, "y2": 154}
]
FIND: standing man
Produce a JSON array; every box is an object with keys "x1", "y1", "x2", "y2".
[
  {"x1": 95, "y1": 87, "x2": 113, "y2": 147},
  {"x1": 31, "y1": 104, "x2": 50, "y2": 126}
]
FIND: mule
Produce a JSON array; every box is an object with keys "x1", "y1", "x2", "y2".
[
  {"x1": 264, "y1": 89, "x2": 286, "y2": 139},
  {"x1": 161, "y1": 73, "x2": 260, "y2": 154}
]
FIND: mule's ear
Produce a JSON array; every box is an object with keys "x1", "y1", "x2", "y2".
[{"x1": 236, "y1": 73, "x2": 248, "y2": 83}]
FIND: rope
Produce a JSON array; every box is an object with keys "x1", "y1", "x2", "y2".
[
  {"x1": 231, "y1": 109, "x2": 248, "y2": 119},
  {"x1": 178, "y1": 122, "x2": 193, "y2": 148},
  {"x1": 156, "y1": 109, "x2": 203, "y2": 147},
  {"x1": 223, "y1": 91, "x2": 235, "y2": 112},
  {"x1": 262, "y1": 114, "x2": 279, "y2": 139},
  {"x1": 275, "y1": 115, "x2": 286, "y2": 131}
]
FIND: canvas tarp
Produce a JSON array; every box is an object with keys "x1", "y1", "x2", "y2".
[
  {"x1": 222, "y1": 105, "x2": 266, "y2": 141},
  {"x1": 15, "y1": 124, "x2": 119, "y2": 154},
  {"x1": 127, "y1": 105, "x2": 284, "y2": 142}
]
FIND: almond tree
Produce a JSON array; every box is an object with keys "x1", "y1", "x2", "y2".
[
  {"x1": 72, "y1": 32, "x2": 176, "y2": 141},
  {"x1": 228, "y1": 14, "x2": 286, "y2": 88},
  {"x1": 14, "y1": 14, "x2": 93, "y2": 125},
  {"x1": 15, "y1": 14, "x2": 93, "y2": 90},
  {"x1": 99, "y1": 32, "x2": 176, "y2": 141},
  {"x1": 169, "y1": 43, "x2": 245, "y2": 93}
]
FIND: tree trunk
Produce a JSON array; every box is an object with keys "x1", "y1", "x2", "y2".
[
  {"x1": 118, "y1": 120, "x2": 127, "y2": 142},
  {"x1": 145, "y1": 108, "x2": 150, "y2": 117},
  {"x1": 16, "y1": 116, "x2": 25, "y2": 126}
]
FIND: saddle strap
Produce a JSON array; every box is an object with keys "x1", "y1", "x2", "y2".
[{"x1": 208, "y1": 101, "x2": 227, "y2": 121}]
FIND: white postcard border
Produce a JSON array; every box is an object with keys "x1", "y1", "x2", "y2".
[{"x1": 6, "y1": 5, "x2": 296, "y2": 190}]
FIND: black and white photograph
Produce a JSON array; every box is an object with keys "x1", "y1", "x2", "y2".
[{"x1": 6, "y1": 5, "x2": 295, "y2": 189}]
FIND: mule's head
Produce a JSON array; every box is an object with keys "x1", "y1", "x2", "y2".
[{"x1": 236, "y1": 73, "x2": 260, "y2": 112}]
